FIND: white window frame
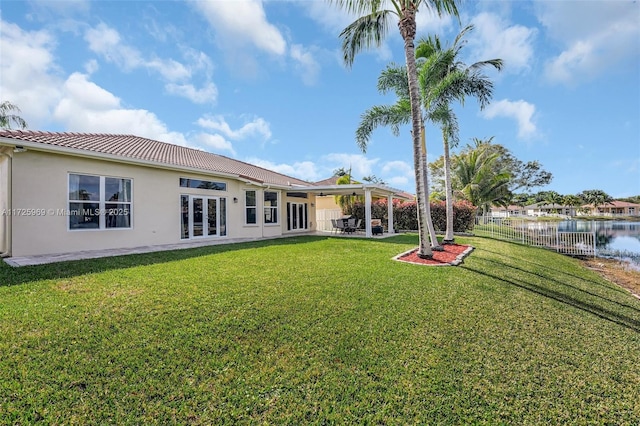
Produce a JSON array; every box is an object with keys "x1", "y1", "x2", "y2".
[
  {"x1": 67, "y1": 173, "x2": 133, "y2": 231},
  {"x1": 264, "y1": 190, "x2": 279, "y2": 225},
  {"x1": 245, "y1": 190, "x2": 258, "y2": 225}
]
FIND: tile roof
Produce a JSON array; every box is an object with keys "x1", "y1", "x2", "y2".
[{"x1": 0, "y1": 130, "x2": 312, "y2": 187}]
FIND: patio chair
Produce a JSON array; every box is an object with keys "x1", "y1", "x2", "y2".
[
  {"x1": 334, "y1": 219, "x2": 345, "y2": 233},
  {"x1": 346, "y1": 218, "x2": 357, "y2": 234}
]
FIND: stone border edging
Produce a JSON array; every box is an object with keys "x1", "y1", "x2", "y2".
[{"x1": 392, "y1": 245, "x2": 475, "y2": 266}]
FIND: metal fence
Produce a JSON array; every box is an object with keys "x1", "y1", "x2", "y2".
[{"x1": 474, "y1": 216, "x2": 596, "y2": 257}]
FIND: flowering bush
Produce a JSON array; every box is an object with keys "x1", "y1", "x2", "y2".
[{"x1": 344, "y1": 199, "x2": 477, "y2": 232}]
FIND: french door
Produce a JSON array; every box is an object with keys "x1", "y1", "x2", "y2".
[
  {"x1": 181, "y1": 195, "x2": 226, "y2": 239},
  {"x1": 287, "y1": 202, "x2": 308, "y2": 231}
]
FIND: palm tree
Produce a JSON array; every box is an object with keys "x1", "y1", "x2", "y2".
[
  {"x1": 355, "y1": 64, "x2": 441, "y2": 250},
  {"x1": 455, "y1": 143, "x2": 511, "y2": 214},
  {"x1": 0, "y1": 101, "x2": 28, "y2": 129},
  {"x1": 331, "y1": 0, "x2": 460, "y2": 258},
  {"x1": 416, "y1": 25, "x2": 503, "y2": 243},
  {"x1": 563, "y1": 194, "x2": 583, "y2": 216},
  {"x1": 541, "y1": 190, "x2": 564, "y2": 214},
  {"x1": 579, "y1": 189, "x2": 614, "y2": 215}
]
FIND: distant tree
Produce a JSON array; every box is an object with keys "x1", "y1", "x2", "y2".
[
  {"x1": 333, "y1": 167, "x2": 350, "y2": 177},
  {"x1": 579, "y1": 189, "x2": 613, "y2": 214},
  {"x1": 455, "y1": 142, "x2": 511, "y2": 214},
  {"x1": 511, "y1": 193, "x2": 531, "y2": 207},
  {"x1": 540, "y1": 191, "x2": 564, "y2": 213},
  {"x1": 334, "y1": 174, "x2": 364, "y2": 213},
  {"x1": 0, "y1": 101, "x2": 28, "y2": 129},
  {"x1": 563, "y1": 194, "x2": 583, "y2": 213},
  {"x1": 618, "y1": 195, "x2": 640, "y2": 204},
  {"x1": 362, "y1": 175, "x2": 386, "y2": 185}
]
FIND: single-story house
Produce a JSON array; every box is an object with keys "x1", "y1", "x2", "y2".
[
  {"x1": 524, "y1": 203, "x2": 577, "y2": 217},
  {"x1": 0, "y1": 130, "x2": 408, "y2": 260},
  {"x1": 487, "y1": 205, "x2": 527, "y2": 218},
  {"x1": 578, "y1": 201, "x2": 640, "y2": 217}
]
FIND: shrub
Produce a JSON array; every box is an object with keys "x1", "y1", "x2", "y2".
[{"x1": 344, "y1": 199, "x2": 477, "y2": 232}]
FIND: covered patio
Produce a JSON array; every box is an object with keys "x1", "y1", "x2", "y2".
[{"x1": 308, "y1": 183, "x2": 413, "y2": 238}]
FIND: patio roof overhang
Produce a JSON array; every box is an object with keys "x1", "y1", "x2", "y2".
[{"x1": 298, "y1": 184, "x2": 413, "y2": 201}]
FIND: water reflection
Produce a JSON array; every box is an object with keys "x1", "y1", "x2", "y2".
[{"x1": 559, "y1": 220, "x2": 640, "y2": 258}]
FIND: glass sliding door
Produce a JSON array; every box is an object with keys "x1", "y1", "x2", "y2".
[
  {"x1": 207, "y1": 198, "x2": 217, "y2": 236},
  {"x1": 288, "y1": 202, "x2": 308, "y2": 231},
  {"x1": 181, "y1": 195, "x2": 225, "y2": 239}
]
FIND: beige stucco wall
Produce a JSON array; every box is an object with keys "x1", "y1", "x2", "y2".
[
  {"x1": 0, "y1": 148, "x2": 11, "y2": 255},
  {"x1": 9, "y1": 150, "x2": 316, "y2": 257}
]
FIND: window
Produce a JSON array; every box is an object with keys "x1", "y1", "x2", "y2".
[
  {"x1": 68, "y1": 174, "x2": 132, "y2": 230},
  {"x1": 180, "y1": 178, "x2": 226, "y2": 191},
  {"x1": 264, "y1": 191, "x2": 278, "y2": 224},
  {"x1": 245, "y1": 190, "x2": 257, "y2": 224}
]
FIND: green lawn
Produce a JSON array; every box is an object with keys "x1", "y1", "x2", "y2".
[{"x1": 1, "y1": 235, "x2": 639, "y2": 424}]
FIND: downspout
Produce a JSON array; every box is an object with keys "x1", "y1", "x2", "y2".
[{"x1": 0, "y1": 149, "x2": 12, "y2": 257}]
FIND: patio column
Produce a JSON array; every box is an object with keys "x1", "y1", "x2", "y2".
[
  {"x1": 387, "y1": 194, "x2": 394, "y2": 234},
  {"x1": 364, "y1": 189, "x2": 372, "y2": 238}
]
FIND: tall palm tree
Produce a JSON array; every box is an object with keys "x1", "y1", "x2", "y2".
[
  {"x1": 0, "y1": 101, "x2": 28, "y2": 129},
  {"x1": 416, "y1": 25, "x2": 503, "y2": 243},
  {"x1": 356, "y1": 64, "x2": 441, "y2": 249},
  {"x1": 331, "y1": 0, "x2": 460, "y2": 258}
]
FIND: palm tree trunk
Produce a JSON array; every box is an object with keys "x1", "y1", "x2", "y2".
[
  {"x1": 421, "y1": 123, "x2": 441, "y2": 250},
  {"x1": 443, "y1": 131, "x2": 455, "y2": 243},
  {"x1": 400, "y1": 8, "x2": 432, "y2": 259}
]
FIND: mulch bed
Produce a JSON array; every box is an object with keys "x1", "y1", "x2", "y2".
[{"x1": 395, "y1": 243, "x2": 473, "y2": 266}]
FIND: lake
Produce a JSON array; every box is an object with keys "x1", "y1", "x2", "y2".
[{"x1": 558, "y1": 220, "x2": 640, "y2": 262}]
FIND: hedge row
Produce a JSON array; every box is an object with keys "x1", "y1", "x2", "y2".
[{"x1": 343, "y1": 199, "x2": 477, "y2": 232}]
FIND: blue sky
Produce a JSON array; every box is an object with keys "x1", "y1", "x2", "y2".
[{"x1": 1, "y1": 0, "x2": 639, "y2": 198}]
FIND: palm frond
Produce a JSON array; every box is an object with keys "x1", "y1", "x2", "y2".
[
  {"x1": 355, "y1": 101, "x2": 411, "y2": 152},
  {"x1": 339, "y1": 10, "x2": 392, "y2": 68},
  {"x1": 377, "y1": 64, "x2": 409, "y2": 99}
]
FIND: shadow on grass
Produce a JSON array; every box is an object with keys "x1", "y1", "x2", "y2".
[
  {"x1": 0, "y1": 236, "x2": 331, "y2": 287},
  {"x1": 479, "y1": 256, "x2": 640, "y2": 314},
  {"x1": 478, "y1": 242, "x2": 627, "y2": 293},
  {"x1": 461, "y1": 258, "x2": 640, "y2": 333}
]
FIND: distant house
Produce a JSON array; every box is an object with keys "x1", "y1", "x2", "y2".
[
  {"x1": 488, "y1": 205, "x2": 526, "y2": 218},
  {"x1": 0, "y1": 130, "x2": 408, "y2": 259},
  {"x1": 579, "y1": 201, "x2": 640, "y2": 217},
  {"x1": 524, "y1": 203, "x2": 577, "y2": 217}
]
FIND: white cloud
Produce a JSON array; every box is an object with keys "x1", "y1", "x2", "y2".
[
  {"x1": 481, "y1": 99, "x2": 537, "y2": 140},
  {"x1": 194, "y1": 133, "x2": 236, "y2": 155},
  {"x1": 245, "y1": 158, "x2": 318, "y2": 182},
  {"x1": 536, "y1": 1, "x2": 640, "y2": 84},
  {"x1": 84, "y1": 22, "x2": 219, "y2": 103},
  {"x1": 165, "y1": 82, "x2": 218, "y2": 104},
  {"x1": 468, "y1": 12, "x2": 536, "y2": 74},
  {"x1": 85, "y1": 23, "x2": 143, "y2": 71},
  {"x1": 0, "y1": 20, "x2": 62, "y2": 127},
  {"x1": 197, "y1": 115, "x2": 271, "y2": 141},
  {"x1": 323, "y1": 153, "x2": 379, "y2": 178},
  {"x1": 290, "y1": 44, "x2": 320, "y2": 86},
  {"x1": 53, "y1": 72, "x2": 188, "y2": 146},
  {"x1": 191, "y1": 0, "x2": 286, "y2": 56}
]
